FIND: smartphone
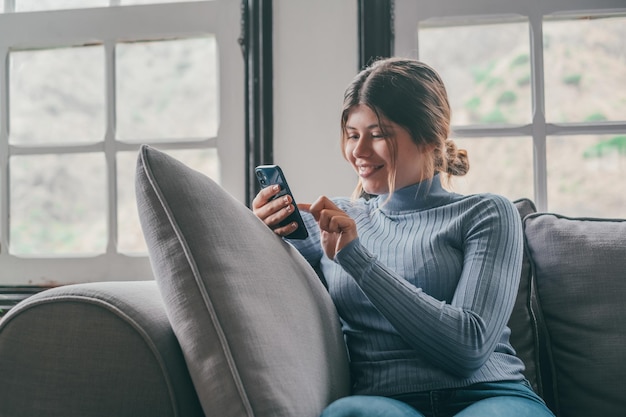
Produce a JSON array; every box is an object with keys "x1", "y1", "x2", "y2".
[{"x1": 255, "y1": 165, "x2": 309, "y2": 240}]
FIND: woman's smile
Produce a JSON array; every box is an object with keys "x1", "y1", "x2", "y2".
[{"x1": 357, "y1": 164, "x2": 384, "y2": 178}]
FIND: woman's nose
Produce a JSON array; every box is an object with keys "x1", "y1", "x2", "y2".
[{"x1": 352, "y1": 137, "x2": 372, "y2": 158}]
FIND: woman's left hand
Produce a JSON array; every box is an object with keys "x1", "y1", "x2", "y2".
[{"x1": 299, "y1": 196, "x2": 358, "y2": 260}]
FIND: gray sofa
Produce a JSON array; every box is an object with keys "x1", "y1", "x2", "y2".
[{"x1": 1, "y1": 146, "x2": 625, "y2": 417}]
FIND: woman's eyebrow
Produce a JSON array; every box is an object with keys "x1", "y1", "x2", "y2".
[{"x1": 346, "y1": 123, "x2": 384, "y2": 130}]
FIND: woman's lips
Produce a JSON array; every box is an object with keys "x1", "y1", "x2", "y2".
[{"x1": 358, "y1": 164, "x2": 384, "y2": 178}]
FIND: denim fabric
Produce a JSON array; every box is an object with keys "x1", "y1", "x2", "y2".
[
  {"x1": 321, "y1": 395, "x2": 424, "y2": 417},
  {"x1": 321, "y1": 381, "x2": 555, "y2": 417}
]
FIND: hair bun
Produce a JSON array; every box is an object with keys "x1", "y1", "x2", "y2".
[{"x1": 437, "y1": 139, "x2": 469, "y2": 177}]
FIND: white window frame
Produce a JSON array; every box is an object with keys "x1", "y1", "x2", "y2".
[
  {"x1": 394, "y1": 0, "x2": 626, "y2": 211},
  {"x1": 0, "y1": 1, "x2": 244, "y2": 286}
]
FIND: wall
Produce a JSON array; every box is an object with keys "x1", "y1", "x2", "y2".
[{"x1": 273, "y1": 0, "x2": 358, "y2": 204}]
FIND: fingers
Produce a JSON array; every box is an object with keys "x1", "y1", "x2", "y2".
[
  {"x1": 308, "y1": 196, "x2": 352, "y2": 233},
  {"x1": 252, "y1": 185, "x2": 296, "y2": 231},
  {"x1": 306, "y1": 196, "x2": 358, "y2": 258},
  {"x1": 308, "y1": 196, "x2": 338, "y2": 216},
  {"x1": 252, "y1": 185, "x2": 285, "y2": 222},
  {"x1": 273, "y1": 220, "x2": 300, "y2": 238},
  {"x1": 252, "y1": 184, "x2": 281, "y2": 210},
  {"x1": 298, "y1": 203, "x2": 312, "y2": 213}
]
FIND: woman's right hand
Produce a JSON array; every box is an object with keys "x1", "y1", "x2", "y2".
[{"x1": 252, "y1": 185, "x2": 300, "y2": 237}]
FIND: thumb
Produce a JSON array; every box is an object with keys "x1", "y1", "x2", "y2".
[{"x1": 320, "y1": 230, "x2": 340, "y2": 260}]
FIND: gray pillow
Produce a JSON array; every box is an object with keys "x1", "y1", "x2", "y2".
[
  {"x1": 524, "y1": 213, "x2": 626, "y2": 417},
  {"x1": 135, "y1": 145, "x2": 350, "y2": 417}
]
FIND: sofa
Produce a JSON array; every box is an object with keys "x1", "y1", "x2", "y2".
[{"x1": 1, "y1": 145, "x2": 625, "y2": 417}]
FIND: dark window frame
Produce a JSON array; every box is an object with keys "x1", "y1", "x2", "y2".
[
  {"x1": 242, "y1": 0, "x2": 394, "y2": 206},
  {"x1": 358, "y1": 0, "x2": 394, "y2": 69},
  {"x1": 241, "y1": 0, "x2": 274, "y2": 207}
]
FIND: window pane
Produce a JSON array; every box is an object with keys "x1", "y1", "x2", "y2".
[
  {"x1": 10, "y1": 153, "x2": 107, "y2": 255},
  {"x1": 544, "y1": 16, "x2": 626, "y2": 123},
  {"x1": 117, "y1": 148, "x2": 220, "y2": 253},
  {"x1": 449, "y1": 137, "x2": 533, "y2": 201},
  {"x1": 14, "y1": 0, "x2": 107, "y2": 12},
  {"x1": 419, "y1": 21, "x2": 531, "y2": 126},
  {"x1": 10, "y1": 46, "x2": 105, "y2": 145},
  {"x1": 547, "y1": 134, "x2": 626, "y2": 217},
  {"x1": 116, "y1": 37, "x2": 218, "y2": 141}
]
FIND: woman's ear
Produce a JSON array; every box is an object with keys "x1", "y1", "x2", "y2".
[
  {"x1": 419, "y1": 143, "x2": 437, "y2": 154},
  {"x1": 417, "y1": 143, "x2": 438, "y2": 164}
]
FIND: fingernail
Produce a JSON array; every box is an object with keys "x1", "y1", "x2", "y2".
[
  {"x1": 283, "y1": 196, "x2": 289, "y2": 204},
  {"x1": 273, "y1": 185, "x2": 280, "y2": 191}
]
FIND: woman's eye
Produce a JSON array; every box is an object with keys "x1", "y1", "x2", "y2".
[{"x1": 348, "y1": 134, "x2": 359, "y2": 140}]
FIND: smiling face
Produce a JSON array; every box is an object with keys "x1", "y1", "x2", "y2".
[{"x1": 344, "y1": 104, "x2": 430, "y2": 196}]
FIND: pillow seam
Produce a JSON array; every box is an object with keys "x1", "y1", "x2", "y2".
[{"x1": 140, "y1": 146, "x2": 254, "y2": 416}]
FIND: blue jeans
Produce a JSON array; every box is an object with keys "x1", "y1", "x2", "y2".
[{"x1": 320, "y1": 381, "x2": 555, "y2": 417}]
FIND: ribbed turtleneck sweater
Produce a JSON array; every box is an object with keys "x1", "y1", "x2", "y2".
[{"x1": 290, "y1": 175, "x2": 526, "y2": 396}]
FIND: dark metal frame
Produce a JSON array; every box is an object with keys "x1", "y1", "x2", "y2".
[
  {"x1": 240, "y1": 0, "x2": 394, "y2": 206},
  {"x1": 357, "y1": 0, "x2": 394, "y2": 69},
  {"x1": 240, "y1": 0, "x2": 274, "y2": 207}
]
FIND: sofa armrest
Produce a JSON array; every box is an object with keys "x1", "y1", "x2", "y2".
[{"x1": 0, "y1": 281, "x2": 203, "y2": 417}]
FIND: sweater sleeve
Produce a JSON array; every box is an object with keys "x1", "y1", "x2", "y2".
[
  {"x1": 335, "y1": 195, "x2": 523, "y2": 377},
  {"x1": 285, "y1": 211, "x2": 324, "y2": 268}
]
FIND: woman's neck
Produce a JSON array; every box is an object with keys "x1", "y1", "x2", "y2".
[{"x1": 376, "y1": 174, "x2": 455, "y2": 212}]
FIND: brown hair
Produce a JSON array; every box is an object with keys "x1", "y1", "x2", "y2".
[{"x1": 341, "y1": 57, "x2": 469, "y2": 198}]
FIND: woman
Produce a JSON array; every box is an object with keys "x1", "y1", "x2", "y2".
[{"x1": 253, "y1": 58, "x2": 554, "y2": 417}]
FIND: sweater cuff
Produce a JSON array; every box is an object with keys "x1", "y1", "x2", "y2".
[{"x1": 335, "y1": 238, "x2": 377, "y2": 283}]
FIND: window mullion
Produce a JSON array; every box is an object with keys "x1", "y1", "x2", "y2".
[
  {"x1": 529, "y1": 10, "x2": 548, "y2": 212},
  {"x1": 105, "y1": 40, "x2": 117, "y2": 255},
  {"x1": 3, "y1": 0, "x2": 14, "y2": 13},
  {"x1": 0, "y1": 45, "x2": 9, "y2": 257}
]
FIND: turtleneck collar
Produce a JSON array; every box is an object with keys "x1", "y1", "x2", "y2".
[{"x1": 374, "y1": 174, "x2": 460, "y2": 213}]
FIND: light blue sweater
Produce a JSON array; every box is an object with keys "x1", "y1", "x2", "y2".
[{"x1": 290, "y1": 175, "x2": 526, "y2": 396}]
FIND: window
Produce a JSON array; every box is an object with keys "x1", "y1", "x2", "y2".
[
  {"x1": 395, "y1": 0, "x2": 626, "y2": 217},
  {"x1": 0, "y1": 0, "x2": 244, "y2": 285}
]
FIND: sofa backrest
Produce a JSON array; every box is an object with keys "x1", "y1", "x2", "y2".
[{"x1": 523, "y1": 213, "x2": 626, "y2": 417}]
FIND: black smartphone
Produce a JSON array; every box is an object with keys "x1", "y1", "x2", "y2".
[{"x1": 255, "y1": 165, "x2": 309, "y2": 240}]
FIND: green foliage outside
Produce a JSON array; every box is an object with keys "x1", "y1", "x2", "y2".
[
  {"x1": 497, "y1": 91, "x2": 517, "y2": 105},
  {"x1": 12, "y1": 210, "x2": 106, "y2": 255},
  {"x1": 471, "y1": 61, "x2": 496, "y2": 84},
  {"x1": 481, "y1": 108, "x2": 508, "y2": 124},
  {"x1": 485, "y1": 76, "x2": 504, "y2": 90},
  {"x1": 584, "y1": 113, "x2": 607, "y2": 122},
  {"x1": 465, "y1": 96, "x2": 481, "y2": 112},
  {"x1": 516, "y1": 74, "x2": 531, "y2": 87},
  {"x1": 583, "y1": 136, "x2": 626, "y2": 159},
  {"x1": 510, "y1": 53, "x2": 529, "y2": 67},
  {"x1": 563, "y1": 73, "x2": 582, "y2": 86}
]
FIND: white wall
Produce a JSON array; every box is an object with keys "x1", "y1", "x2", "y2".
[{"x1": 273, "y1": 0, "x2": 359, "y2": 204}]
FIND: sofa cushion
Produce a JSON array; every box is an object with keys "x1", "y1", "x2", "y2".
[
  {"x1": 523, "y1": 213, "x2": 626, "y2": 417},
  {"x1": 508, "y1": 198, "x2": 540, "y2": 393},
  {"x1": 0, "y1": 281, "x2": 203, "y2": 417},
  {"x1": 135, "y1": 145, "x2": 350, "y2": 417}
]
